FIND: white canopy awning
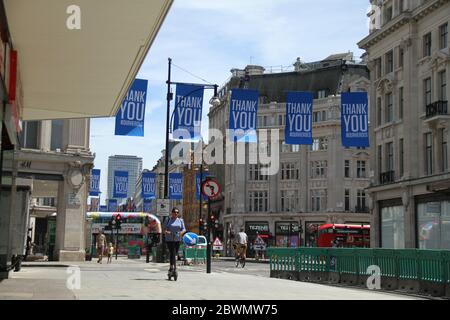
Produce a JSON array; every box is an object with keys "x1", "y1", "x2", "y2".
[{"x1": 4, "y1": 0, "x2": 173, "y2": 121}]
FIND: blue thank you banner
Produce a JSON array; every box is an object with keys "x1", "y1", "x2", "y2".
[
  {"x1": 107, "y1": 200, "x2": 117, "y2": 212},
  {"x1": 143, "y1": 199, "x2": 153, "y2": 213},
  {"x1": 142, "y1": 172, "x2": 156, "y2": 199},
  {"x1": 115, "y1": 78, "x2": 148, "y2": 137},
  {"x1": 341, "y1": 92, "x2": 369, "y2": 147},
  {"x1": 196, "y1": 172, "x2": 210, "y2": 200},
  {"x1": 169, "y1": 173, "x2": 183, "y2": 200},
  {"x1": 228, "y1": 89, "x2": 259, "y2": 142},
  {"x1": 90, "y1": 169, "x2": 101, "y2": 196},
  {"x1": 173, "y1": 84, "x2": 204, "y2": 140},
  {"x1": 113, "y1": 171, "x2": 128, "y2": 199},
  {"x1": 285, "y1": 92, "x2": 313, "y2": 145}
]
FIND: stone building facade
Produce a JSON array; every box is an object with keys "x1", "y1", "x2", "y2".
[
  {"x1": 209, "y1": 54, "x2": 372, "y2": 255},
  {"x1": 359, "y1": 0, "x2": 450, "y2": 249}
]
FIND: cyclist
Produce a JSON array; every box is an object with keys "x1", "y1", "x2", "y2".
[{"x1": 235, "y1": 228, "x2": 248, "y2": 262}]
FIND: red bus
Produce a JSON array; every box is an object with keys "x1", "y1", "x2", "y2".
[{"x1": 317, "y1": 224, "x2": 370, "y2": 248}]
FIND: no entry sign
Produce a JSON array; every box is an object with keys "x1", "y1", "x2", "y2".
[{"x1": 201, "y1": 179, "x2": 221, "y2": 199}]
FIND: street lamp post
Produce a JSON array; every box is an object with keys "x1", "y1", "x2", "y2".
[{"x1": 162, "y1": 57, "x2": 219, "y2": 264}]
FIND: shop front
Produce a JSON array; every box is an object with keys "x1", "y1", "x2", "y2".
[
  {"x1": 416, "y1": 196, "x2": 450, "y2": 250},
  {"x1": 275, "y1": 222, "x2": 300, "y2": 247},
  {"x1": 245, "y1": 221, "x2": 271, "y2": 257}
]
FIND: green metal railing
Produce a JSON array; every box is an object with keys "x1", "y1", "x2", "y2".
[
  {"x1": 268, "y1": 247, "x2": 450, "y2": 285},
  {"x1": 182, "y1": 245, "x2": 207, "y2": 264}
]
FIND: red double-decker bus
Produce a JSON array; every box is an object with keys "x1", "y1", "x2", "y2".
[{"x1": 317, "y1": 224, "x2": 370, "y2": 248}]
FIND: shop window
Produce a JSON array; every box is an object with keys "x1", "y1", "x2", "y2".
[
  {"x1": 381, "y1": 205, "x2": 405, "y2": 248},
  {"x1": 418, "y1": 202, "x2": 450, "y2": 250}
]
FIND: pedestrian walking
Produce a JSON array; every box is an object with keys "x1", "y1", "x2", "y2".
[
  {"x1": 107, "y1": 243, "x2": 114, "y2": 264},
  {"x1": 96, "y1": 230, "x2": 107, "y2": 264}
]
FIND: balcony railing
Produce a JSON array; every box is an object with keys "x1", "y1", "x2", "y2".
[
  {"x1": 426, "y1": 101, "x2": 448, "y2": 118},
  {"x1": 380, "y1": 171, "x2": 395, "y2": 184},
  {"x1": 355, "y1": 206, "x2": 369, "y2": 213}
]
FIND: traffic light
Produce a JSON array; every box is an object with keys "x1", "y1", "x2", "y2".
[{"x1": 115, "y1": 214, "x2": 122, "y2": 229}]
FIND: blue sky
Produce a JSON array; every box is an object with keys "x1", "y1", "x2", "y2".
[{"x1": 90, "y1": 0, "x2": 371, "y2": 203}]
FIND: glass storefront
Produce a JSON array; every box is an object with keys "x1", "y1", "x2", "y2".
[
  {"x1": 381, "y1": 205, "x2": 405, "y2": 249},
  {"x1": 245, "y1": 222, "x2": 271, "y2": 257},
  {"x1": 275, "y1": 222, "x2": 300, "y2": 247},
  {"x1": 417, "y1": 201, "x2": 450, "y2": 250}
]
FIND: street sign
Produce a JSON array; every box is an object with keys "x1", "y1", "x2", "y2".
[
  {"x1": 213, "y1": 237, "x2": 223, "y2": 251},
  {"x1": 156, "y1": 199, "x2": 170, "y2": 217},
  {"x1": 201, "y1": 179, "x2": 221, "y2": 199}
]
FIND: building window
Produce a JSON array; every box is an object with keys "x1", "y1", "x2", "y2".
[
  {"x1": 385, "y1": 93, "x2": 394, "y2": 123},
  {"x1": 281, "y1": 141, "x2": 291, "y2": 153},
  {"x1": 50, "y1": 120, "x2": 64, "y2": 151},
  {"x1": 381, "y1": 206, "x2": 405, "y2": 249},
  {"x1": 375, "y1": 58, "x2": 382, "y2": 79},
  {"x1": 423, "y1": 32, "x2": 432, "y2": 57},
  {"x1": 442, "y1": 129, "x2": 448, "y2": 172},
  {"x1": 418, "y1": 202, "x2": 450, "y2": 250},
  {"x1": 386, "y1": 142, "x2": 394, "y2": 172},
  {"x1": 399, "y1": 138, "x2": 404, "y2": 177},
  {"x1": 311, "y1": 189, "x2": 327, "y2": 212},
  {"x1": 384, "y1": 6, "x2": 393, "y2": 24},
  {"x1": 357, "y1": 190, "x2": 366, "y2": 211},
  {"x1": 399, "y1": 87, "x2": 404, "y2": 120},
  {"x1": 248, "y1": 191, "x2": 268, "y2": 212},
  {"x1": 19, "y1": 121, "x2": 39, "y2": 149},
  {"x1": 281, "y1": 162, "x2": 299, "y2": 180},
  {"x1": 278, "y1": 114, "x2": 284, "y2": 126},
  {"x1": 258, "y1": 116, "x2": 267, "y2": 127},
  {"x1": 281, "y1": 190, "x2": 298, "y2": 212},
  {"x1": 344, "y1": 160, "x2": 351, "y2": 178},
  {"x1": 317, "y1": 90, "x2": 328, "y2": 99},
  {"x1": 386, "y1": 50, "x2": 394, "y2": 74},
  {"x1": 291, "y1": 145, "x2": 300, "y2": 152},
  {"x1": 398, "y1": 47, "x2": 404, "y2": 68},
  {"x1": 440, "y1": 23, "x2": 448, "y2": 50},
  {"x1": 377, "y1": 97, "x2": 382, "y2": 126},
  {"x1": 345, "y1": 189, "x2": 350, "y2": 212},
  {"x1": 357, "y1": 161, "x2": 367, "y2": 178},
  {"x1": 439, "y1": 70, "x2": 447, "y2": 101},
  {"x1": 311, "y1": 137, "x2": 328, "y2": 151},
  {"x1": 399, "y1": 0, "x2": 404, "y2": 13},
  {"x1": 424, "y1": 77, "x2": 432, "y2": 107},
  {"x1": 249, "y1": 164, "x2": 269, "y2": 181},
  {"x1": 425, "y1": 132, "x2": 433, "y2": 175},
  {"x1": 310, "y1": 161, "x2": 327, "y2": 179},
  {"x1": 378, "y1": 145, "x2": 383, "y2": 176}
]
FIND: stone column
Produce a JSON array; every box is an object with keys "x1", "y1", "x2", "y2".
[
  {"x1": 39, "y1": 120, "x2": 51, "y2": 152},
  {"x1": 55, "y1": 164, "x2": 90, "y2": 261},
  {"x1": 402, "y1": 188, "x2": 416, "y2": 248}
]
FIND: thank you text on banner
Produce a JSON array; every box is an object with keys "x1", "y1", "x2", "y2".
[
  {"x1": 113, "y1": 171, "x2": 128, "y2": 199},
  {"x1": 285, "y1": 92, "x2": 313, "y2": 145},
  {"x1": 169, "y1": 173, "x2": 183, "y2": 200},
  {"x1": 341, "y1": 92, "x2": 369, "y2": 147},
  {"x1": 229, "y1": 89, "x2": 259, "y2": 142},
  {"x1": 142, "y1": 172, "x2": 156, "y2": 199},
  {"x1": 90, "y1": 169, "x2": 101, "y2": 196},
  {"x1": 115, "y1": 78, "x2": 148, "y2": 137},
  {"x1": 173, "y1": 84, "x2": 204, "y2": 139}
]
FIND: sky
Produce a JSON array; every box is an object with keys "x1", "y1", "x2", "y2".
[{"x1": 90, "y1": 0, "x2": 372, "y2": 204}]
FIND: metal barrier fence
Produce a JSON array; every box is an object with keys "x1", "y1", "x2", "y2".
[
  {"x1": 183, "y1": 245, "x2": 207, "y2": 264},
  {"x1": 268, "y1": 247, "x2": 450, "y2": 298}
]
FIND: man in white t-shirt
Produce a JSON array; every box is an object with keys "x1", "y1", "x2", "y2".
[{"x1": 235, "y1": 228, "x2": 248, "y2": 259}]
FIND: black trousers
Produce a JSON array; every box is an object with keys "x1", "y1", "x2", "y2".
[{"x1": 166, "y1": 241, "x2": 180, "y2": 269}]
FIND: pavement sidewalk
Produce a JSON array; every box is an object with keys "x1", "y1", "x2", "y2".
[{"x1": 0, "y1": 257, "x2": 424, "y2": 300}]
